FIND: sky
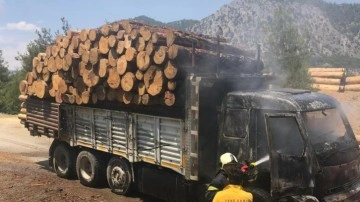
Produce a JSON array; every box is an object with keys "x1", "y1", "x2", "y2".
[{"x1": 0, "y1": 0, "x2": 359, "y2": 70}]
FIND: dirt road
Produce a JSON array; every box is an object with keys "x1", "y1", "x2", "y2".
[{"x1": 0, "y1": 114, "x2": 157, "y2": 202}]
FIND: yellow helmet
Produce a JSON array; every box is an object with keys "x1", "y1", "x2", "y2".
[{"x1": 220, "y1": 153, "x2": 238, "y2": 168}]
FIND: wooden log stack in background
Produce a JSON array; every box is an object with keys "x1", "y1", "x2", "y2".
[
  {"x1": 309, "y1": 67, "x2": 360, "y2": 92},
  {"x1": 19, "y1": 20, "x2": 255, "y2": 107}
]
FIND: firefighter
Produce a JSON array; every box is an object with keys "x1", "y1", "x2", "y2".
[
  {"x1": 212, "y1": 164, "x2": 253, "y2": 202},
  {"x1": 205, "y1": 153, "x2": 239, "y2": 201}
]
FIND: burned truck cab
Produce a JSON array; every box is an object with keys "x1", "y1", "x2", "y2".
[{"x1": 217, "y1": 88, "x2": 360, "y2": 201}]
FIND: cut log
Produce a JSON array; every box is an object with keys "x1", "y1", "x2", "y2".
[
  {"x1": 136, "y1": 51, "x2": 150, "y2": 71},
  {"x1": 133, "y1": 94, "x2": 142, "y2": 105},
  {"x1": 46, "y1": 46, "x2": 52, "y2": 58},
  {"x1": 19, "y1": 80, "x2": 28, "y2": 95},
  {"x1": 311, "y1": 77, "x2": 341, "y2": 85},
  {"x1": 81, "y1": 50, "x2": 90, "y2": 64},
  {"x1": 144, "y1": 65, "x2": 164, "y2": 96},
  {"x1": 55, "y1": 56, "x2": 64, "y2": 70},
  {"x1": 62, "y1": 37, "x2": 70, "y2": 49},
  {"x1": 89, "y1": 48, "x2": 99, "y2": 65},
  {"x1": 125, "y1": 47, "x2": 137, "y2": 62},
  {"x1": 122, "y1": 92, "x2": 133, "y2": 104},
  {"x1": 164, "y1": 61, "x2": 177, "y2": 79},
  {"x1": 111, "y1": 22, "x2": 121, "y2": 32},
  {"x1": 83, "y1": 39, "x2": 92, "y2": 51},
  {"x1": 95, "y1": 85, "x2": 106, "y2": 101},
  {"x1": 81, "y1": 90, "x2": 90, "y2": 104},
  {"x1": 166, "y1": 30, "x2": 175, "y2": 47},
  {"x1": 168, "y1": 44, "x2": 178, "y2": 60},
  {"x1": 138, "y1": 82, "x2": 146, "y2": 95},
  {"x1": 345, "y1": 76, "x2": 360, "y2": 84},
  {"x1": 308, "y1": 71, "x2": 345, "y2": 78},
  {"x1": 135, "y1": 37, "x2": 146, "y2": 52},
  {"x1": 107, "y1": 67, "x2": 121, "y2": 89},
  {"x1": 20, "y1": 107, "x2": 27, "y2": 114},
  {"x1": 145, "y1": 42, "x2": 154, "y2": 56},
  {"x1": 36, "y1": 62, "x2": 44, "y2": 74},
  {"x1": 70, "y1": 36, "x2": 80, "y2": 49},
  {"x1": 135, "y1": 70, "x2": 144, "y2": 81},
  {"x1": 117, "y1": 40, "x2": 125, "y2": 55},
  {"x1": 32, "y1": 57, "x2": 40, "y2": 70},
  {"x1": 48, "y1": 56, "x2": 57, "y2": 72},
  {"x1": 115, "y1": 89, "x2": 125, "y2": 103},
  {"x1": 62, "y1": 94, "x2": 75, "y2": 104},
  {"x1": 153, "y1": 46, "x2": 168, "y2": 65},
  {"x1": 33, "y1": 80, "x2": 49, "y2": 99},
  {"x1": 308, "y1": 67, "x2": 345, "y2": 72},
  {"x1": 108, "y1": 35, "x2": 117, "y2": 48},
  {"x1": 91, "y1": 92, "x2": 98, "y2": 104},
  {"x1": 108, "y1": 49, "x2": 118, "y2": 67},
  {"x1": 116, "y1": 30, "x2": 125, "y2": 40},
  {"x1": 51, "y1": 45, "x2": 60, "y2": 57},
  {"x1": 89, "y1": 29, "x2": 99, "y2": 41},
  {"x1": 121, "y1": 72, "x2": 136, "y2": 92},
  {"x1": 80, "y1": 29, "x2": 89, "y2": 42},
  {"x1": 164, "y1": 91, "x2": 175, "y2": 106},
  {"x1": 311, "y1": 83, "x2": 343, "y2": 91},
  {"x1": 26, "y1": 72, "x2": 35, "y2": 85},
  {"x1": 121, "y1": 20, "x2": 132, "y2": 34},
  {"x1": 107, "y1": 88, "x2": 116, "y2": 101},
  {"x1": 56, "y1": 35, "x2": 64, "y2": 46},
  {"x1": 82, "y1": 69, "x2": 99, "y2": 87},
  {"x1": 140, "y1": 26, "x2": 152, "y2": 41},
  {"x1": 345, "y1": 84, "x2": 360, "y2": 91},
  {"x1": 19, "y1": 95, "x2": 28, "y2": 102},
  {"x1": 167, "y1": 80, "x2": 176, "y2": 91},
  {"x1": 101, "y1": 24, "x2": 111, "y2": 36},
  {"x1": 52, "y1": 74, "x2": 68, "y2": 94},
  {"x1": 124, "y1": 34, "x2": 132, "y2": 49},
  {"x1": 99, "y1": 36, "x2": 109, "y2": 54},
  {"x1": 116, "y1": 55, "x2": 127, "y2": 75},
  {"x1": 130, "y1": 29, "x2": 139, "y2": 40},
  {"x1": 42, "y1": 67, "x2": 51, "y2": 82},
  {"x1": 18, "y1": 113, "x2": 27, "y2": 120},
  {"x1": 99, "y1": 58, "x2": 109, "y2": 78}
]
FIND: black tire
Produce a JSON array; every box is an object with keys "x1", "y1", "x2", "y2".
[
  {"x1": 52, "y1": 144, "x2": 76, "y2": 179},
  {"x1": 244, "y1": 187, "x2": 272, "y2": 202},
  {"x1": 76, "y1": 150, "x2": 103, "y2": 187},
  {"x1": 106, "y1": 157, "x2": 133, "y2": 195}
]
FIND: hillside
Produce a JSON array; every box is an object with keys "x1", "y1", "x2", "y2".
[
  {"x1": 131, "y1": 15, "x2": 199, "y2": 31},
  {"x1": 189, "y1": 0, "x2": 360, "y2": 68}
]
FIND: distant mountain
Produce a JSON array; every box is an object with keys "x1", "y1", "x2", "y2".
[
  {"x1": 131, "y1": 15, "x2": 199, "y2": 31},
  {"x1": 188, "y1": 0, "x2": 360, "y2": 67}
]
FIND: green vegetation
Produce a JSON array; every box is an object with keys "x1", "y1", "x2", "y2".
[
  {"x1": 132, "y1": 15, "x2": 199, "y2": 31},
  {"x1": 266, "y1": 7, "x2": 312, "y2": 90}
]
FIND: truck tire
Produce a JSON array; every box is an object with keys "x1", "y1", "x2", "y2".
[
  {"x1": 76, "y1": 150, "x2": 103, "y2": 187},
  {"x1": 244, "y1": 187, "x2": 272, "y2": 202},
  {"x1": 52, "y1": 143, "x2": 76, "y2": 179},
  {"x1": 106, "y1": 157, "x2": 133, "y2": 195}
]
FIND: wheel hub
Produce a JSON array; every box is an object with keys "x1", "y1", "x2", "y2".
[{"x1": 111, "y1": 166, "x2": 126, "y2": 187}]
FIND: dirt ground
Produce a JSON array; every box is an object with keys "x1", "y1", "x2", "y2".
[{"x1": 0, "y1": 90, "x2": 359, "y2": 202}]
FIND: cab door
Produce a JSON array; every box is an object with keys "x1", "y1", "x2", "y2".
[
  {"x1": 218, "y1": 108, "x2": 250, "y2": 162},
  {"x1": 265, "y1": 113, "x2": 313, "y2": 196}
]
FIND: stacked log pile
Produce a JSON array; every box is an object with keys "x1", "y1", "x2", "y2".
[
  {"x1": 18, "y1": 20, "x2": 254, "y2": 107},
  {"x1": 309, "y1": 67, "x2": 346, "y2": 91},
  {"x1": 309, "y1": 67, "x2": 360, "y2": 92}
]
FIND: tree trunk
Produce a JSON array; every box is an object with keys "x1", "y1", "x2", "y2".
[
  {"x1": 309, "y1": 71, "x2": 345, "y2": 78},
  {"x1": 311, "y1": 77, "x2": 341, "y2": 85},
  {"x1": 345, "y1": 76, "x2": 360, "y2": 84},
  {"x1": 312, "y1": 83, "x2": 342, "y2": 91},
  {"x1": 345, "y1": 84, "x2": 360, "y2": 91},
  {"x1": 144, "y1": 65, "x2": 164, "y2": 96},
  {"x1": 308, "y1": 67, "x2": 345, "y2": 73}
]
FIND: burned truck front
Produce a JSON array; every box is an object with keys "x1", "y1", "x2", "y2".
[{"x1": 218, "y1": 89, "x2": 360, "y2": 201}]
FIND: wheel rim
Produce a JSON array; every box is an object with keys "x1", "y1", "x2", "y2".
[
  {"x1": 55, "y1": 152, "x2": 67, "y2": 172},
  {"x1": 111, "y1": 166, "x2": 126, "y2": 188},
  {"x1": 79, "y1": 157, "x2": 92, "y2": 180}
]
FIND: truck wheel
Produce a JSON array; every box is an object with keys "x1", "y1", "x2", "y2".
[
  {"x1": 53, "y1": 144, "x2": 76, "y2": 179},
  {"x1": 106, "y1": 157, "x2": 133, "y2": 195},
  {"x1": 245, "y1": 187, "x2": 272, "y2": 202},
  {"x1": 76, "y1": 150, "x2": 103, "y2": 187}
]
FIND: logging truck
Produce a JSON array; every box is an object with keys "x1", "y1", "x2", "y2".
[{"x1": 18, "y1": 21, "x2": 360, "y2": 201}]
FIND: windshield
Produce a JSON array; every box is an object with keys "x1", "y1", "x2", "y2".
[{"x1": 302, "y1": 108, "x2": 358, "y2": 166}]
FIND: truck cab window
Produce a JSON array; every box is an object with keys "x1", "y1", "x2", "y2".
[
  {"x1": 268, "y1": 116, "x2": 304, "y2": 157},
  {"x1": 223, "y1": 109, "x2": 248, "y2": 138}
]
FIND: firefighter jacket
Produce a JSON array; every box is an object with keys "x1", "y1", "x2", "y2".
[
  {"x1": 205, "y1": 169, "x2": 228, "y2": 202},
  {"x1": 212, "y1": 184, "x2": 253, "y2": 202}
]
